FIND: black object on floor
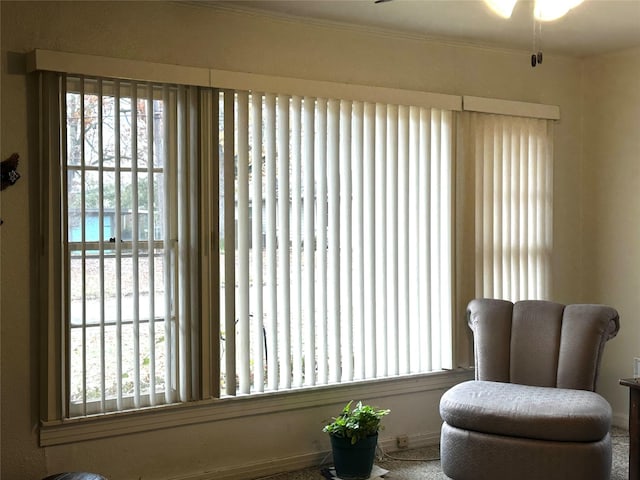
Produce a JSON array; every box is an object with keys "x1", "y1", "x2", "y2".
[{"x1": 43, "y1": 473, "x2": 107, "y2": 480}]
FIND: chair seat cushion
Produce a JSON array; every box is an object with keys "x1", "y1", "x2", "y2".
[{"x1": 440, "y1": 380, "x2": 612, "y2": 442}]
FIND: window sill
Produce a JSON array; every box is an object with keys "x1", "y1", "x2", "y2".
[{"x1": 40, "y1": 368, "x2": 473, "y2": 446}]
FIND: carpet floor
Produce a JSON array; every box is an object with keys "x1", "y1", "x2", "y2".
[{"x1": 261, "y1": 427, "x2": 629, "y2": 480}]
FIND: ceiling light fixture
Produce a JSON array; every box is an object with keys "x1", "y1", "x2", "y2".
[
  {"x1": 484, "y1": 0, "x2": 584, "y2": 21},
  {"x1": 483, "y1": 0, "x2": 584, "y2": 67},
  {"x1": 534, "y1": 0, "x2": 584, "y2": 21},
  {"x1": 484, "y1": 0, "x2": 518, "y2": 19}
]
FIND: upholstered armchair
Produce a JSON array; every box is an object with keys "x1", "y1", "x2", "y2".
[{"x1": 439, "y1": 299, "x2": 620, "y2": 480}]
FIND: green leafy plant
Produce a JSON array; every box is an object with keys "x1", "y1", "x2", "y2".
[{"x1": 323, "y1": 401, "x2": 390, "y2": 445}]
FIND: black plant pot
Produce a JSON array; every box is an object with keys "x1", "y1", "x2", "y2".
[{"x1": 330, "y1": 434, "x2": 378, "y2": 480}]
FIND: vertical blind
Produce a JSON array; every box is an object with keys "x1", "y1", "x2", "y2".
[
  {"x1": 217, "y1": 90, "x2": 455, "y2": 395},
  {"x1": 464, "y1": 111, "x2": 553, "y2": 301},
  {"x1": 62, "y1": 75, "x2": 200, "y2": 416}
]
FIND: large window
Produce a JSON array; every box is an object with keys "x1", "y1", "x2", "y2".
[
  {"x1": 216, "y1": 91, "x2": 454, "y2": 395},
  {"x1": 37, "y1": 59, "x2": 554, "y2": 426},
  {"x1": 52, "y1": 79, "x2": 456, "y2": 415}
]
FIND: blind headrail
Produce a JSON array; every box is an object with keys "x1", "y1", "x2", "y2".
[
  {"x1": 27, "y1": 49, "x2": 210, "y2": 87},
  {"x1": 27, "y1": 49, "x2": 461, "y2": 110},
  {"x1": 28, "y1": 50, "x2": 561, "y2": 119},
  {"x1": 210, "y1": 69, "x2": 462, "y2": 110},
  {"x1": 463, "y1": 95, "x2": 560, "y2": 120}
]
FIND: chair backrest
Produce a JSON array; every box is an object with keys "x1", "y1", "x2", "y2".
[{"x1": 467, "y1": 299, "x2": 620, "y2": 391}]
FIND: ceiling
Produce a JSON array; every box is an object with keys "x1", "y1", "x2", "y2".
[{"x1": 211, "y1": 0, "x2": 640, "y2": 57}]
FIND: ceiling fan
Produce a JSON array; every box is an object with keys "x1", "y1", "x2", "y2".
[
  {"x1": 374, "y1": 0, "x2": 585, "y2": 67},
  {"x1": 375, "y1": 0, "x2": 584, "y2": 22},
  {"x1": 484, "y1": 0, "x2": 584, "y2": 22}
]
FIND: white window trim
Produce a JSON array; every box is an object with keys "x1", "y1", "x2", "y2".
[{"x1": 40, "y1": 369, "x2": 473, "y2": 446}]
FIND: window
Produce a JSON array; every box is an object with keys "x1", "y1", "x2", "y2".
[
  {"x1": 216, "y1": 91, "x2": 454, "y2": 395},
  {"x1": 36, "y1": 54, "x2": 554, "y2": 428},
  {"x1": 461, "y1": 111, "x2": 553, "y2": 301},
  {"x1": 40, "y1": 74, "x2": 201, "y2": 417},
  {"x1": 45, "y1": 77, "x2": 455, "y2": 416}
]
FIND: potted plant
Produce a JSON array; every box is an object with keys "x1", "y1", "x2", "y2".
[{"x1": 323, "y1": 401, "x2": 390, "y2": 480}]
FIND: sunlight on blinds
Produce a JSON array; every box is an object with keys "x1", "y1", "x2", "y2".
[
  {"x1": 465, "y1": 112, "x2": 553, "y2": 301},
  {"x1": 216, "y1": 90, "x2": 455, "y2": 395}
]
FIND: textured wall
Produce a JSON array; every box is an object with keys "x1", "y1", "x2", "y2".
[{"x1": 581, "y1": 47, "x2": 640, "y2": 424}]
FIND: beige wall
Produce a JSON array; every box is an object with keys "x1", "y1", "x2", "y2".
[
  {"x1": 0, "y1": 1, "x2": 601, "y2": 479},
  {"x1": 582, "y1": 47, "x2": 640, "y2": 424}
]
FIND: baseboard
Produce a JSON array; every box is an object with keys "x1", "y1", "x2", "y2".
[
  {"x1": 166, "y1": 431, "x2": 442, "y2": 480},
  {"x1": 612, "y1": 412, "x2": 629, "y2": 430},
  {"x1": 166, "y1": 450, "x2": 330, "y2": 480},
  {"x1": 378, "y1": 431, "x2": 441, "y2": 452}
]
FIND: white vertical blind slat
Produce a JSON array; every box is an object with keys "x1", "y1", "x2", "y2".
[
  {"x1": 417, "y1": 108, "x2": 431, "y2": 372},
  {"x1": 528, "y1": 121, "x2": 538, "y2": 298},
  {"x1": 501, "y1": 117, "x2": 511, "y2": 300},
  {"x1": 544, "y1": 122, "x2": 554, "y2": 299},
  {"x1": 291, "y1": 96, "x2": 303, "y2": 388},
  {"x1": 375, "y1": 103, "x2": 387, "y2": 377},
  {"x1": 386, "y1": 105, "x2": 399, "y2": 376},
  {"x1": 493, "y1": 118, "x2": 503, "y2": 298},
  {"x1": 302, "y1": 96, "x2": 316, "y2": 387},
  {"x1": 363, "y1": 102, "x2": 376, "y2": 379},
  {"x1": 439, "y1": 110, "x2": 454, "y2": 370},
  {"x1": 407, "y1": 106, "x2": 420, "y2": 373},
  {"x1": 264, "y1": 93, "x2": 278, "y2": 391},
  {"x1": 474, "y1": 115, "x2": 484, "y2": 298},
  {"x1": 327, "y1": 98, "x2": 340, "y2": 384},
  {"x1": 351, "y1": 101, "x2": 365, "y2": 381},
  {"x1": 483, "y1": 117, "x2": 494, "y2": 298},
  {"x1": 519, "y1": 120, "x2": 529, "y2": 298},
  {"x1": 237, "y1": 91, "x2": 250, "y2": 394},
  {"x1": 537, "y1": 127, "x2": 544, "y2": 298},
  {"x1": 430, "y1": 110, "x2": 442, "y2": 371},
  {"x1": 251, "y1": 93, "x2": 265, "y2": 392},
  {"x1": 277, "y1": 94, "x2": 292, "y2": 389},
  {"x1": 316, "y1": 98, "x2": 328, "y2": 385},
  {"x1": 510, "y1": 120, "x2": 520, "y2": 300},
  {"x1": 339, "y1": 100, "x2": 353, "y2": 382},
  {"x1": 398, "y1": 105, "x2": 409, "y2": 374}
]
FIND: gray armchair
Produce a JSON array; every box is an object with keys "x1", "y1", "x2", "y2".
[{"x1": 439, "y1": 299, "x2": 620, "y2": 480}]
